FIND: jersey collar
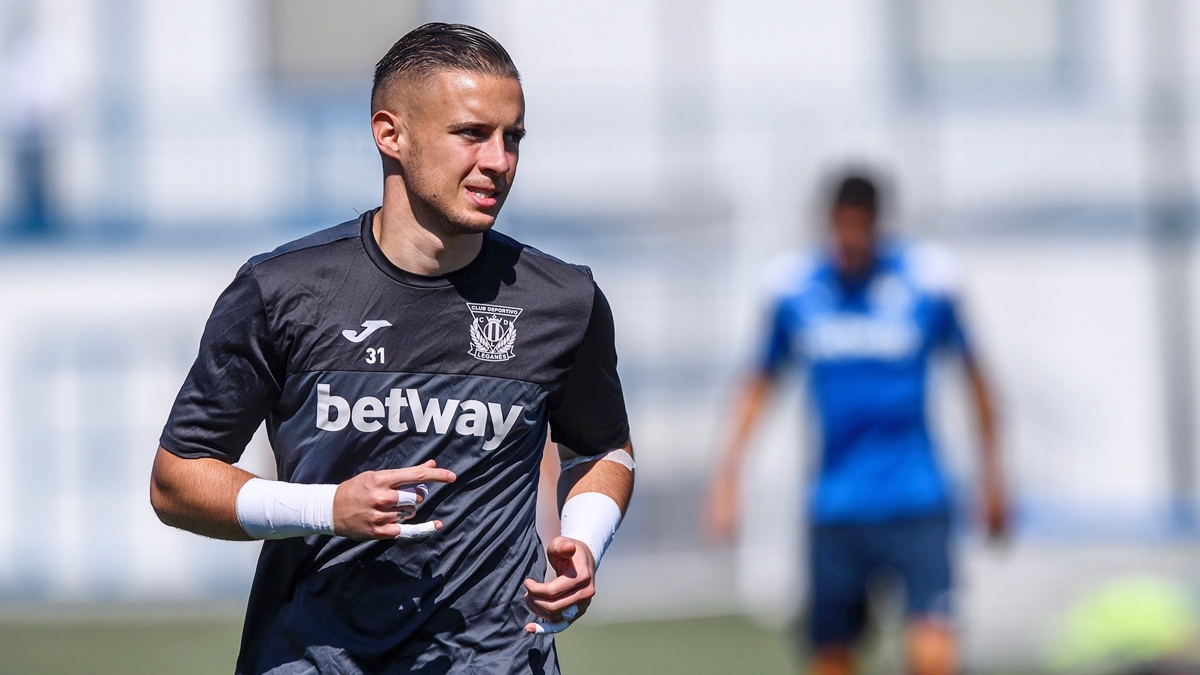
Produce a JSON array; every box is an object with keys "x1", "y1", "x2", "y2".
[{"x1": 360, "y1": 208, "x2": 491, "y2": 288}]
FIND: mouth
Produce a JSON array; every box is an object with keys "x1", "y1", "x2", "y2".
[{"x1": 465, "y1": 185, "x2": 501, "y2": 209}]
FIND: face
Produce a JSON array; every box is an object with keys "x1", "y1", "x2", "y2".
[
  {"x1": 830, "y1": 204, "x2": 877, "y2": 276},
  {"x1": 383, "y1": 70, "x2": 525, "y2": 234}
]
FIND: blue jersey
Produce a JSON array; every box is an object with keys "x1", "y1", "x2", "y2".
[{"x1": 760, "y1": 243, "x2": 971, "y2": 524}]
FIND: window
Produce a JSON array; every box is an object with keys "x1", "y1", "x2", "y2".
[{"x1": 897, "y1": 0, "x2": 1081, "y2": 102}]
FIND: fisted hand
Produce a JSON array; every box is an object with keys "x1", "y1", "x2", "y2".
[
  {"x1": 333, "y1": 460, "x2": 456, "y2": 540},
  {"x1": 523, "y1": 536, "x2": 596, "y2": 635}
]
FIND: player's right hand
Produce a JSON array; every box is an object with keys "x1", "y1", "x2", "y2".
[
  {"x1": 332, "y1": 460, "x2": 456, "y2": 540},
  {"x1": 703, "y1": 473, "x2": 740, "y2": 543},
  {"x1": 523, "y1": 536, "x2": 595, "y2": 634}
]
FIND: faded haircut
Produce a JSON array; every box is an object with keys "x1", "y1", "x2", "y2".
[{"x1": 371, "y1": 22, "x2": 520, "y2": 112}]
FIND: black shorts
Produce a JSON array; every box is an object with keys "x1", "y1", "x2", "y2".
[{"x1": 807, "y1": 512, "x2": 953, "y2": 646}]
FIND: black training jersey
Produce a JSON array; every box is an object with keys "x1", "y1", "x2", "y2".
[{"x1": 160, "y1": 209, "x2": 629, "y2": 675}]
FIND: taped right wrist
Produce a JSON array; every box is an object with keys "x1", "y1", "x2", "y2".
[{"x1": 236, "y1": 478, "x2": 338, "y2": 539}]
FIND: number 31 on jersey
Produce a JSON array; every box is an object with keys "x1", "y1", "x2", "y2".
[{"x1": 365, "y1": 347, "x2": 385, "y2": 364}]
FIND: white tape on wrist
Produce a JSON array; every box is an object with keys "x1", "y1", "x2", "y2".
[
  {"x1": 560, "y1": 492, "x2": 623, "y2": 568},
  {"x1": 236, "y1": 478, "x2": 338, "y2": 540},
  {"x1": 559, "y1": 448, "x2": 635, "y2": 474}
]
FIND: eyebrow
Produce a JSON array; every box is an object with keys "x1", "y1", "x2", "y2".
[{"x1": 446, "y1": 121, "x2": 526, "y2": 139}]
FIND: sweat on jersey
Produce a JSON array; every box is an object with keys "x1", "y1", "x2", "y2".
[
  {"x1": 760, "y1": 243, "x2": 971, "y2": 525},
  {"x1": 160, "y1": 209, "x2": 629, "y2": 675}
]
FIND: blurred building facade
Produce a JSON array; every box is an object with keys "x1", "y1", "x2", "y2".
[{"x1": 4, "y1": 0, "x2": 1200, "y2": 667}]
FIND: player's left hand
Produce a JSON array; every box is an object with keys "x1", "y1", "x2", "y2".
[{"x1": 523, "y1": 536, "x2": 595, "y2": 634}]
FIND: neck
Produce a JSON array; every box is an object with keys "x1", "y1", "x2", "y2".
[
  {"x1": 837, "y1": 253, "x2": 876, "y2": 285},
  {"x1": 373, "y1": 176, "x2": 484, "y2": 277}
]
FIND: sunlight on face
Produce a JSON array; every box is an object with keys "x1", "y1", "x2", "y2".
[{"x1": 400, "y1": 71, "x2": 525, "y2": 235}]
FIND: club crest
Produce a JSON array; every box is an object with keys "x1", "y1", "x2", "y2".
[{"x1": 467, "y1": 303, "x2": 523, "y2": 362}]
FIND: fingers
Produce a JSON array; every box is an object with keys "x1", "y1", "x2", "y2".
[
  {"x1": 394, "y1": 484, "x2": 429, "y2": 521},
  {"x1": 525, "y1": 536, "x2": 595, "y2": 614},
  {"x1": 395, "y1": 484, "x2": 429, "y2": 507},
  {"x1": 524, "y1": 604, "x2": 581, "y2": 635},
  {"x1": 396, "y1": 521, "x2": 441, "y2": 540},
  {"x1": 545, "y1": 537, "x2": 577, "y2": 559},
  {"x1": 524, "y1": 573, "x2": 585, "y2": 603},
  {"x1": 334, "y1": 462, "x2": 454, "y2": 541},
  {"x1": 525, "y1": 620, "x2": 570, "y2": 635},
  {"x1": 524, "y1": 574, "x2": 594, "y2": 617},
  {"x1": 377, "y1": 460, "x2": 456, "y2": 488}
]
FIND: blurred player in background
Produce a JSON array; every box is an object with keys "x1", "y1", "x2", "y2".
[
  {"x1": 150, "y1": 23, "x2": 634, "y2": 674},
  {"x1": 706, "y1": 173, "x2": 1007, "y2": 675}
]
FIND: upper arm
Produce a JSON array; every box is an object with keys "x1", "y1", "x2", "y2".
[
  {"x1": 547, "y1": 283, "x2": 630, "y2": 457},
  {"x1": 758, "y1": 297, "x2": 795, "y2": 378},
  {"x1": 160, "y1": 263, "x2": 287, "y2": 464},
  {"x1": 557, "y1": 438, "x2": 634, "y2": 464}
]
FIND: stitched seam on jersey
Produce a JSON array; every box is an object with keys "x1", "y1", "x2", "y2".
[
  {"x1": 245, "y1": 264, "x2": 287, "y2": 396},
  {"x1": 557, "y1": 280, "x2": 600, "y2": 380},
  {"x1": 282, "y1": 367, "x2": 557, "y2": 388},
  {"x1": 248, "y1": 225, "x2": 360, "y2": 266},
  {"x1": 490, "y1": 230, "x2": 595, "y2": 280},
  {"x1": 159, "y1": 431, "x2": 240, "y2": 464}
]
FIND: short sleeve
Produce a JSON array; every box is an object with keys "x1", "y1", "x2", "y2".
[
  {"x1": 935, "y1": 297, "x2": 973, "y2": 360},
  {"x1": 547, "y1": 283, "x2": 630, "y2": 456},
  {"x1": 758, "y1": 298, "x2": 795, "y2": 377},
  {"x1": 160, "y1": 263, "x2": 286, "y2": 463},
  {"x1": 908, "y1": 243, "x2": 972, "y2": 359}
]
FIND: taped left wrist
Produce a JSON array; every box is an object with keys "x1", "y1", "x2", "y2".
[{"x1": 560, "y1": 492, "x2": 623, "y2": 568}]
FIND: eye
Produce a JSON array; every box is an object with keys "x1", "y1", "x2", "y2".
[{"x1": 457, "y1": 128, "x2": 486, "y2": 140}]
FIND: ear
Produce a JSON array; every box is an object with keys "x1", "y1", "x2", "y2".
[{"x1": 371, "y1": 109, "x2": 408, "y2": 163}]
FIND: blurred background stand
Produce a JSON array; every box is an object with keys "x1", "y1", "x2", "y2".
[
  {"x1": 3, "y1": 1, "x2": 1200, "y2": 673},
  {"x1": 1143, "y1": 0, "x2": 1198, "y2": 532}
]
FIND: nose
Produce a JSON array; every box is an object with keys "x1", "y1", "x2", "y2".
[{"x1": 477, "y1": 133, "x2": 513, "y2": 175}]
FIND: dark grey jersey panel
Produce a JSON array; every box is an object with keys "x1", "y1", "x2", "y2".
[
  {"x1": 244, "y1": 371, "x2": 554, "y2": 675},
  {"x1": 161, "y1": 209, "x2": 626, "y2": 674}
]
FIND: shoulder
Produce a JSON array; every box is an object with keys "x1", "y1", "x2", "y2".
[
  {"x1": 893, "y1": 241, "x2": 962, "y2": 299},
  {"x1": 248, "y1": 216, "x2": 363, "y2": 270},
  {"x1": 487, "y1": 230, "x2": 599, "y2": 303},
  {"x1": 760, "y1": 251, "x2": 826, "y2": 302},
  {"x1": 488, "y1": 230, "x2": 595, "y2": 280}
]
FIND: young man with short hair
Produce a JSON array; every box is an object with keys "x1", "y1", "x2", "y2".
[{"x1": 151, "y1": 23, "x2": 634, "y2": 674}]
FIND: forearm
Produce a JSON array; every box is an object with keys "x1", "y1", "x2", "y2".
[
  {"x1": 719, "y1": 374, "x2": 773, "y2": 477},
  {"x1": 150, "y1": 446, "x2": 255, "y2": 541},
  {"x1": 966, "y1": 359, "x2": 1003, "y2": 489},
  {"x1": 557, "y1": 440, "x2": 635, "y2": 513},
  {"x1": 552, "y1": 440, "x2": 635, "y2": 567}
]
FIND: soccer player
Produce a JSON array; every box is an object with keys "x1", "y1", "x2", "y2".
[
  {"x1": 705, "y1": 174, "x2": 1007, "y2": 675},
  {"x1": 149, "y1": 23, "x2": 635, "y2": 675}
]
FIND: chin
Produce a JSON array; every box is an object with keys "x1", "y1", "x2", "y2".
[{"x1": 444, "y1": 212, "x2": 497, "y2": 235}]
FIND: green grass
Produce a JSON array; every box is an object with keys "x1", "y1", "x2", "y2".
[
  {"x1": 0, "y1": 614, "x2": 798, "y2": 675},
  {"x1": 0, "y1": 616, "x2": 244, "y2": 675},
  {"x1": 557, "y1": 615, "x2": 799, "y2": 675}
]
